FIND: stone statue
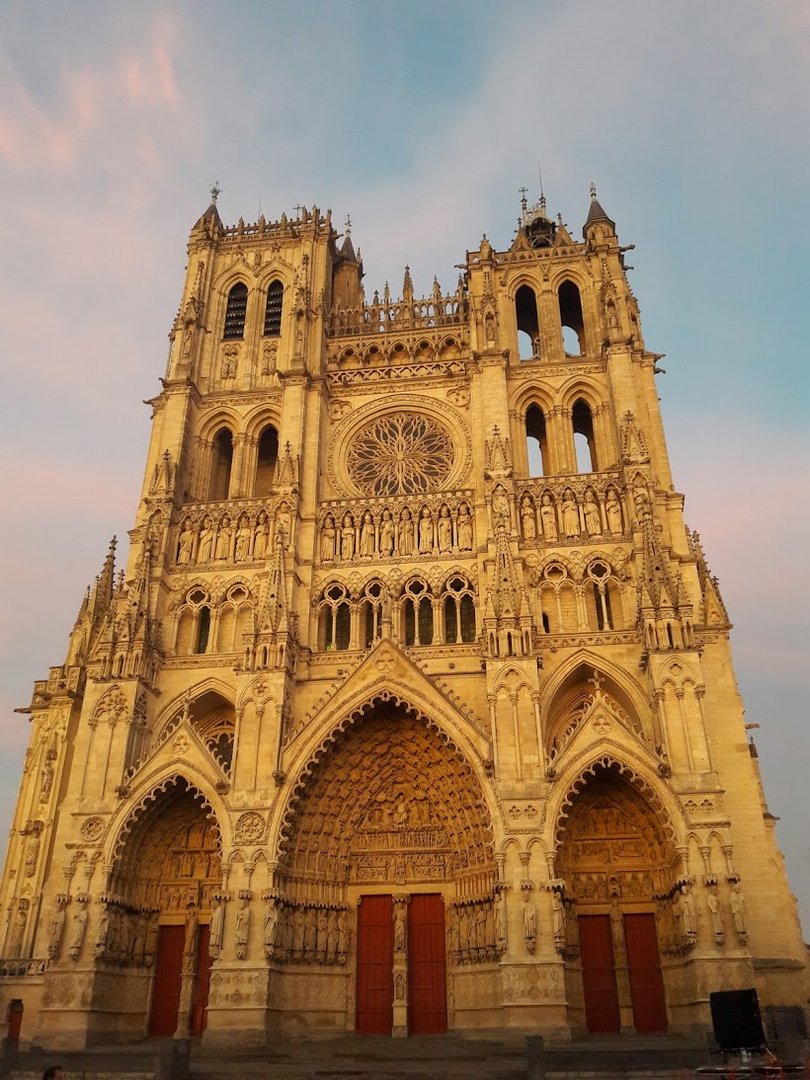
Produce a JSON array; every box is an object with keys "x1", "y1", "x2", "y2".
[
  {"x1": 276, "y1": 504, "x2": 292, "y2": 548},
  {"x1": 457, "y1": 505, "x2": 473, "y2": 551},
  {"x1": 215, "y1": 517, "x2": 231, "y2": 560},
  {"x1": 583, "y1": 489, "x2": 601, "y2": 536},
  {"x1": 47, "y1": 895, "x2": 68, "y2": 960},
  {"x1": 360, "y1": 512, "x2": 375, "y2": 557},
  {"x1": 380, "y1": 511, "x2": 395, "y2": 556},
  {"x1": 94, "y1": 902, "x2": 110, "y2": 959},
  {"x1": 395, "y1": 971, "x2": 405, "y2": 1000},
  {"x1": 398, "y1": 509, "x2": 413, "y2": 556},
  {"x1": 605, "y1": 488, "x2": 623, "y2": 534},
  {"x1": 679, "y1": 884, "x2": 697, "y2": 937},
  {"x1": 68, "y1": 900, "x2": 88, "y2": 961},
  {"x1": 177, "y1": 519, "x2": 194, "y2": 564},
  {"x1": 494, "y1": 892, "x2": 507, "y2": 950},
  {"x1": 209, "y1": 896, "x2": 225, "y2": 955},
  {"x1": 540, "y1": 494, "x2": 558, "y2": 541},
  {"x1": 24, "y1": 833, "x2": 40, "y2": 878},
  {"x1": 234, "y1": 896, "x2": 251, "y2": 959},
  {"x1": 707, "y1": 886, "x2": 724, "y2": 942},
  {"x1": 234, "y1": 516, "x2": 252, "y2": 562},
  {"x1": 7, "y1": 902, "x2": 28, "y2": 959},
  {"x1": 253, "y1": 511, "x2": 270, "y2": 559},
  {"x1": 320, "y1": 515, "x2": 336, "y2": 562},
  {"x1": 552, "y1": 891, "x2": 566, "y2": 949},
  {"x1": 491, "y1": 485, "x2": 510, "y2": 527},
  {"x1": 523, "y1": 895, "x2": 537, "y2": 952},
  {"x1": 437, "y1": 505, "x2": 452, "y2": 552},
  {"x1": 562, "y1": 490, "x2": 580, "y2": 538},
  {"x1": 316, "y1": 907, "x2": 329, "y2": 961},
  {"x1": 263, "y1": 897, "x2": 278, "y2": 957},
  {"x1": 183, "y1": 904, "x2": 198, "y2": 959},
  {"x1": 197, "y1": 517, "x2": 214, "y2": 562},
  {"x1": 341, "y1": 514, "x2": 355, "y2": 560},
  {"x1": 520, "y1": 495, "x2": 537, "y2": 540},
  {"x1": 394, "y1": 909, "x2": 406, "y2": 952},
  {"x1": 418, "y1": 508, "x2": 434, "y2": 553},
  {"x1": 39, "y1": 760, "x2": 54, "y2": 803},
  {"x1": 730, "y1": 883, "x2": 747, "y2": 938}
]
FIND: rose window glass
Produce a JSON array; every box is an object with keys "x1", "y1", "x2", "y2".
[{"x1": 346, "y1": 412, "x2": 454, "y2": 496}]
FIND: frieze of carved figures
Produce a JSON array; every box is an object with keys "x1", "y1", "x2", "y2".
[
  {"x1": 516, "y1": 480, "x2": 628, "y2": 544},
  {"x1": 266, "y1": 901, "x2": 349, "y2": 966},
  {"x1": 448, "y1": 898, "x2": 498, "y2": 965},
  {"x1": 92, "y1": 895, "x2": 155, "y2": 967},
  {"x1": 318, "y1": 496, "x2": 475, "y2": 564},
  {"x1": 173, "y1": 501, "x2": 293, "y2": 568}
]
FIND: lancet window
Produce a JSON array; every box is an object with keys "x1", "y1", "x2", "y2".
[
  {"x1": 559, "y1": 280, "x2": 585, "y2": 355},
  {"x1": 318, "y1": 584, "x2": 351, "y2": 651},
  {"x1": 515, "y1": 284, "x2": 540, "y2": 360},
  {"x1": 401, "y1": 579, "x2": 434, "y2": 646},
  {"x1": 525, "y1": 404, "x2": 549, "y2": 476},
  {"x1": 572, "y1": 399, "x2": 598, "y2": 472},
  {"x1": 255, "y1": 425, "x2": 279, "y2": 496},
  {"x1": 209, "y1": 427, "x2": 234, "y2": 501},
  {"x1": 361, "y1": 581, "x2": 385, "y2": 648},
  {"x1": 442, "y1": 576, "x2": 476, "y2": 643},
  {"x1": 223, "y1": 282, "x2": 248, "y2": 340},
  {"x1": 263, "y1": 280, "x2": 284, "y2": 336}
]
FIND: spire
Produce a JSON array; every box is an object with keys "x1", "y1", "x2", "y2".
[
  {"x1": 402, "y1": 265, "x2": 414, "y2": 304},
  {"x1": 584, "y1": 182, "x2": 615, "y2": 237},
  {"x1": 339, "y1": 213, "x2": 358, "y2": 262},
  {"x1": 191, "y1": 181, "x2": 223, "y2": 236},
  {"x1": 94, "y1": 537, "x2": 117, "y2": 618}
]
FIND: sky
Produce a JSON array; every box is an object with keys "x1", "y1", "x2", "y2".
[{"x1": 0, "y1": 1, "x2": 808, "y2": 929}]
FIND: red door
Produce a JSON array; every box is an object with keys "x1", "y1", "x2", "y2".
[
  {"x1": 579, "y1": 915, "x2": 620, "y2": 1033},
  {"x1": 623, "y1": 913, "x2": 667, "y2": 1032},
  {"x1": 148, "y1": 925, "x2": 184, "y2": 1036},
  {"x1": 407, "y1": 894, "x2": 447, "y2": 1034},
  {"x1": 356, "y1": 895, "x2": 394, "y2": 1034},
  {"x1": 5, "y1": 1000, "x2": 23, "y2": 1044},
  {"x1": 189, "y1": 924, "x2": 212, "y2": 1036}
]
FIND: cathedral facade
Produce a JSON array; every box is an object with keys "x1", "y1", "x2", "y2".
[{"x1": 0, "y1": 187, "x2": 805, "y2": 1049}]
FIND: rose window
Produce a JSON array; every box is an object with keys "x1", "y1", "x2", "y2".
[{"x1": 346, "y1": 412, "x2": 454, "y2": 496}]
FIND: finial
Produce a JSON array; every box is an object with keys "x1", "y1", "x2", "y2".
[
  {"x1": 538, "y1": 166, "x2": 546, "y2": 213},
  {"x1": 345, "y1": 213, "x2": 352, "y2": 237},
  {"x1": 589, "y1": 181, "x2": 597, "y2": 199},
  {"x1": 210, "y1": 181, "x2": 221, "y2": 204},
  {"x1": 519, "y1": 186, "x2": 528, "y2": 212}
]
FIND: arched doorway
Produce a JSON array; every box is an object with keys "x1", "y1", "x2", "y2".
[
  {"x1": 556, "y1": 763, "x2": 675, "y2": 1034},
  {"x1": 279, "y1": 700, "x2": 496, "y2": 1035},
  {"x1": 109, "y1": 778, "x2": 221, "y2": 1038}
]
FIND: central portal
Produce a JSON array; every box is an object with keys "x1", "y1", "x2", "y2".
[{"x1": 355, "y1": 893, "x2": 447, "y2": 1035}]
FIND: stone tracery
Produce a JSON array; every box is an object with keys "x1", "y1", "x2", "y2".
[{"x1": 346, "y1": 412, "x2": 454, "y2": 496}]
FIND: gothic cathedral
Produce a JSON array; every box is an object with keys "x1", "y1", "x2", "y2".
[{"x1": 1, "y1": 188, "x2": 805, "y2": 1049}]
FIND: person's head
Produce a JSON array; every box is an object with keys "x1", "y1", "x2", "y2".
[{"x1": 43, "y1": 1068, "x2": 64, "y2": 1080}]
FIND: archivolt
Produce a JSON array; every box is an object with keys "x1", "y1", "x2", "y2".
[
  {"x1": 109, "y1": 772, "x2": 221, "y2": 867},
  {"x1": 550, "y1": 753, "x2": 678, "y2": 851}
]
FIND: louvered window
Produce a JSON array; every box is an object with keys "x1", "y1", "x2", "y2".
[
  {"x1": 223, "y1": 283, "x2": 248, "y2": 339},
  {"x1": 264, "y1": 280, "x2": 284, "y2": 336}
]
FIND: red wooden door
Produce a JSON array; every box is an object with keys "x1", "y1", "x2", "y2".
[
  {"x1": 148, "y1": 925, "x2": 184, "y2": 1037},
  {"x1": 623, "y1": 913, "x2": 667, "y2": 1032},
  {"x1": 355, "y1": 895, "x2": 394, "y2": 1034},
  {"x1": 5, "y1": 1000, "x2": 23, "y2": 1044},
  {"x1": 189, "y1": 924, "x2": 211, "y2": 1036},
  {"x1": 579, "y1": 915, "x2": 620, "y2": 1033},
  {"x1": 407, "y1": 894, "x2": 447, "y2": 1034}
]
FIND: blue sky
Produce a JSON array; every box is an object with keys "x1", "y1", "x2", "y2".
[{"x1": 1, "y1": 1, "x2": 808, "y2": 928}]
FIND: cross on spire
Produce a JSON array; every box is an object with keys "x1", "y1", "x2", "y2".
[
  {"x1": 210, "y1": 181, "x2": 221, "y2": 203},
  {"x1": 519, "y1": 186, "x2": 528, "y2": 212},
  {"x1": 345, "y1": 213, "x2": 352, "y2": 237}
]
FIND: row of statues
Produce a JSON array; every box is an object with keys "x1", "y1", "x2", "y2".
[
  {"x1": 214, "y1": 894, "x2": 351, "y2": 965},
  {"x1": 517, "y1": 486, "x2": 625, "y2": 543},
  {"x1": 665, "y1": 880, "x2": 747, "y2": 949},
  {"x1": 321, "y1": 502, "x2": 474, "y2": 562},
  {"x1": 175, "y1": 506, "x2": 291, "y2": 566}
]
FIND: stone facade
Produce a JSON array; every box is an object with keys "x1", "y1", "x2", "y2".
[{"x1": 0, "y1": 187, "x2": 805, "y2": 1049}]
